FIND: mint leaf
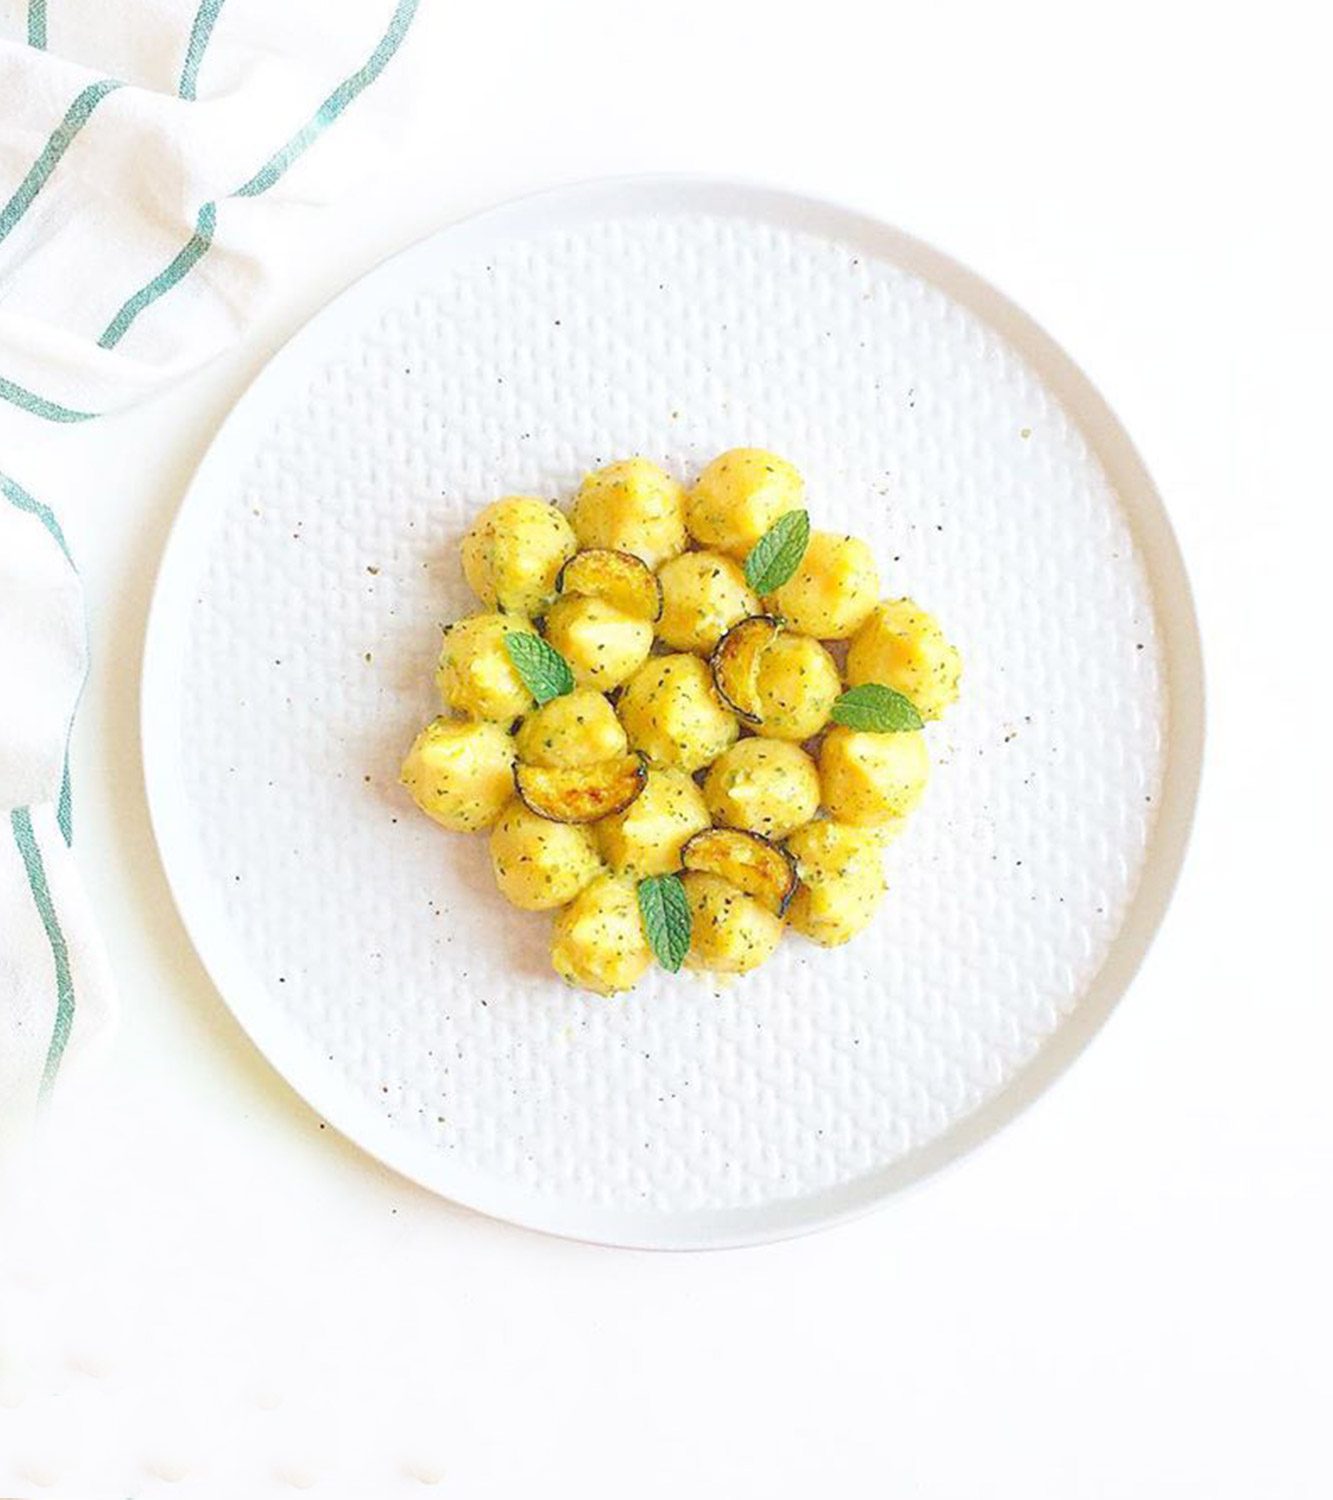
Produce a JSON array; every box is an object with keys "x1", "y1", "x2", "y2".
[
  {"x1": 744, "y1": 509, "x2": 810, "y2": 595},
  {"x1": 637, "y1": 873, "x2": 691, "y2": 973},
  {"x1": 504, "y1": 631, "x2": 574, "y2": 705},
  {"x1": 830, "y1": 683, "x2": 924, "y2": 732}
]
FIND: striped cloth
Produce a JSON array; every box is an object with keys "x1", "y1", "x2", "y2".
[
  {"x1": 0, "y1": 474, "x2": 113, "y2": 1134},
  {"x1": 0, "y1": 0, "x2": 424, "y2": 1124},
  {"x1": 0, "y1": 0, "x2": 422, "y2": 420}
]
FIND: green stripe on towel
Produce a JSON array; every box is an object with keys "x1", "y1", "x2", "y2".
[
  {"x1": 233, "y1": 0, "x2": 419, "y2": 197},
  {"x1": 0, "y1": 79, "x2": 123, "y2": 245},
  {"x1": 92, "y1": 0, "x2": 419, "y2": 354},
  {"x1": 0, "y1": 470, "x2": 75, "y2": 564},
  {"x1": 179, "y1": 0, "x2": 228, "y2": 101},
  {"x1": 0, "y1": 375, "x2": 97, "y2": 423},
  {"x1": 28, "y1": 0, "x2": 47, "y2": 49},
  {"x1": 13, "y1": 0, "x2": 418, "y2": 415},
  {"x1": 56, "y1": 742, "x2": 73, "y2": 844},
  {"x1": 2, "y1": 473, "x2": 81, "y2": 843},
  {"x1": 98, "y1": 201, "x2": 218, "y2": 349},
  {"x1": 10, "y1": 807, "x2": 76, "y2": 1104}
]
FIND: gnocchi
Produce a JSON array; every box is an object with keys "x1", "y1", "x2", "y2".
[
  {"x1": 681, "y1": 871, "x2": 784, "y2": 974},
  {"x1": 768, "y1": 530, "x2": 879, "y2": 640},
  {"x1": 436, "y1": 613, "x2": 536, "y2": 721},
  {"x1": 656, "y1": 550, "x2": 760, "y2": 653},
  {"x1": 489, "y1": 799, "x2": 603, "y2": 910},
  {"x1": 702, "y1": 738, "x2": 820, "y2": 840},
  {"x1": 514, "y1": 689, "x2": 627, "y2": 767},
  {"x1": 402, "y1": 448, "x2": 960, "y2": 992},
  {"x1": 846, "y1": 597, "x2": 962, "y2": 721},
  {"x1": 570, "y1": 458, "x2": 687, "y2": 569},
  {"x1": 819, "y1": 724, "x2": 930, "y2": 826},
  {"x1": 461, "y1": 496, "x2": 576, "y2": 615},
  {"x1": 749, "y1": 631, "x2": 841, "y2": 742},
  {"x1": 617, "y1": 653, "x2": 740, "y2": 772},
  {"x1": 551, "y1": 874, "x2": 653, "y2": 995},
  {"x1": 784, "y1": 820, "x2": 888, "y2": 946},
  {"x1": 400, "y1": 718, "x2": 515, "y2": 832},
  {"x1": 543, "y1": 593, "x2": 653, "y2": 690},
  {"x1": 685, "y1": 448, "x2": 803, "y2": 558},
  {"x1": 596, "y1": 766, "x2": 711, "y2": 879}
]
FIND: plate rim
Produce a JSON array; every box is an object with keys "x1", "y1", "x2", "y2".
[{"x1": 140, "y1": 173, "x2": 1206, "y2": 1250}]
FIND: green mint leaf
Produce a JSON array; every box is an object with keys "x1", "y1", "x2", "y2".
[
  {"x1": 830, "y1": 683, "x2": 924, "y2": 732},
  {"x1": 743, "y1": 509, "x2": 811, "y2": 595},
  {"x1": 503, "y1": 630, "x2": 574, "y2": 705},
  {"x1": 637, "y1": 873, "x2": 691, "y2": 973}
]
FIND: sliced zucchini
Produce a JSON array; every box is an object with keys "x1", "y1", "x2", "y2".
[
  {"x1": 709, "y1": 614, "x2": 781, "y2": 722},
  {"x1": 556, "y1": 548, "x2": 663, "y2": 623},
  {"x1": 514, "y1": 751, "x2": 648, "y2": 824},
  {"x1": 680, "y1": 826, "x2": 798, "y2": 916}
]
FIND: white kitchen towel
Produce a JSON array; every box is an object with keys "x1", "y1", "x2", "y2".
[
  {"x1": 0, "y1": 0, "x2": 425, "y2": 1123},
  {"x1": 1, "y1": 473, "x2": 114, "y2": 1131},
  {"x1": 0, "y1": 0, "x2": 422, "y2": 420}
]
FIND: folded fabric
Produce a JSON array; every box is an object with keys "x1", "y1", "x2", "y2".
[
  {"x1": 0, "y1": 1, "x2": 426, "y2": 1125},
  {"x1": 1, "y1": 474, "x2": 114, "y2": 1132},
  {"x1": 0, "y1": 0, "x2": 423, "y2": 420}
]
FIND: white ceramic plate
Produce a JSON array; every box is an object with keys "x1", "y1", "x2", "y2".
[{"x1": 142, "y1": 178, "x2": 1202, "y2": 1249}]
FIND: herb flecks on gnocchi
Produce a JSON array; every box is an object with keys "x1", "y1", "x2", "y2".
[
  {"x1": 400, "y1": 718, "x2": 515, "y2": 832},
  {"x1": 656, "y1": 550, "x2": 760, "y2": 654},
  {"x1": 703, "y1": 738, "x2": 820, "y2": 840},
  {"x1": 769, "y1": 530, "x2": 879, "y2": 640},
  {"x1": 618, "y1": 653, "x2": 740, "y2": 772},
  {"x1": 543, "y1": 592, "x2": 653, "y2": 690},
  {"x1": 401, "y1": 449, "x2": 961, "y2": 993},
  {"x1": 711, "y1": 617, "x2": 841, "y2": 742},
  {"x1": 490, "y1": 799, "x2": 603, "y2": 911},
  {"x1": 686, "y1": 448, "x2": 804, "y2": 559},
  {"x1": 460, "y1": 496, "x2": 576, "y2": 615},
  {"x1": 846, "y1": 596, "x2": 962, "y2": 721},
  {"x1": 551, "y1": 874, "x2": 653, "y2": 995},
  {"x1": 437, "y1": 613, "x2": 537, "y2": 721},
  {"x1": 596, "y1": 766, "x2": 711, "y2": 880},
  {"x1": 571, "y1": 459, "x2": 687, "y2": 570}
]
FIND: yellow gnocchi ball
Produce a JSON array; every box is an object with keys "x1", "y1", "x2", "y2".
[
  {"x1": 436, "y1": 612, "x2": 535, "y2": 721},
  {"x1": 618, "y1": 653, "x2": 740, "y2": 772},
  {"x1": 400, "y1": 718, "x2": 515, "y2": 832},
  {"x1": 703, "y1": 738, "x2": 820, "y2": 840},
  {"x1": 515, "y1": 689, "x2": 627, "y2": 768},
  {"x1": 768, "y1": 531, "x2": 879, "y2": 640},
  {"x1": 845, "y1": 597, "x2": 962, "y2": 721},
  {"x1": 784, "y1": 820, "x2": 888, "y2": 946},
  {"x1": 685, "y1": 448, "x2": 804, "y2": 559},
  {"x1": 488, "y1": 799, "x2": 603, "y2": 911},
  {"x1": 570, "y1": 458, "x2": 687, "y2": 569},
  {"x1": 682, "y1": 871, "x2": 784, "y2": 975},
  {"x1": 819, "y1": 725, "x2": 929, "y2": 827},
  {"x1": 595, "y1": 766, "x2": 710, "y2": 879},
  {"x1": 461, "y1": 496, "x2": 577, "y2": 615},
  {"x1": 655, "y1": 550, "x2": 761, "y2": 654},
  {"x1": 752, "y1": 633, "x2": 841, "y2": 741},
  {"x1": 543, "y1": 594, "x2": 653, "y2": 690},
  {"x1": 551, "y1": 874, "x2": 653, "y2": 995}
]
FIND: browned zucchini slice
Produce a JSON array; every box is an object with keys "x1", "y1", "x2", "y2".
[
  {"x1": 556, "y1": 548, "x2": 663, "y2": 623},
  {"x1": 514, "y1": 751, "x2": 648, "y2": 824},
  {"x1": 709, "y1": 614, "x2": 781, "y2": 722},
  {"x1": 680, "y1": 826, "x2": 798, "y2": 916}
]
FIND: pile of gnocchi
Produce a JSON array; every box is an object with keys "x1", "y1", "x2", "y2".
[{"x1": 400, "y1": 449, "x2": 961, "y2": 995}]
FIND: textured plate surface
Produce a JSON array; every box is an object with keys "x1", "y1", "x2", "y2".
[{"x1": 142, "y1": 179, "x2": 1202, "y2": 1248}]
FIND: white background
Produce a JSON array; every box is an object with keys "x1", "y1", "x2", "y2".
[{"x1": 1, "y1": 0, "x2": 1329, "y2": 1494}]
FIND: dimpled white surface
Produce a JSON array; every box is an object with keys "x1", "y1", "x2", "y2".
[{"x1": 144, "y1": 181, "x2": 1175, "y2": 1246}]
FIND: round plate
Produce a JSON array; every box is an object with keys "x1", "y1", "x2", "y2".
[{"x1": 142, "y1": 178, "x2": 1203, "y2": 1249}]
